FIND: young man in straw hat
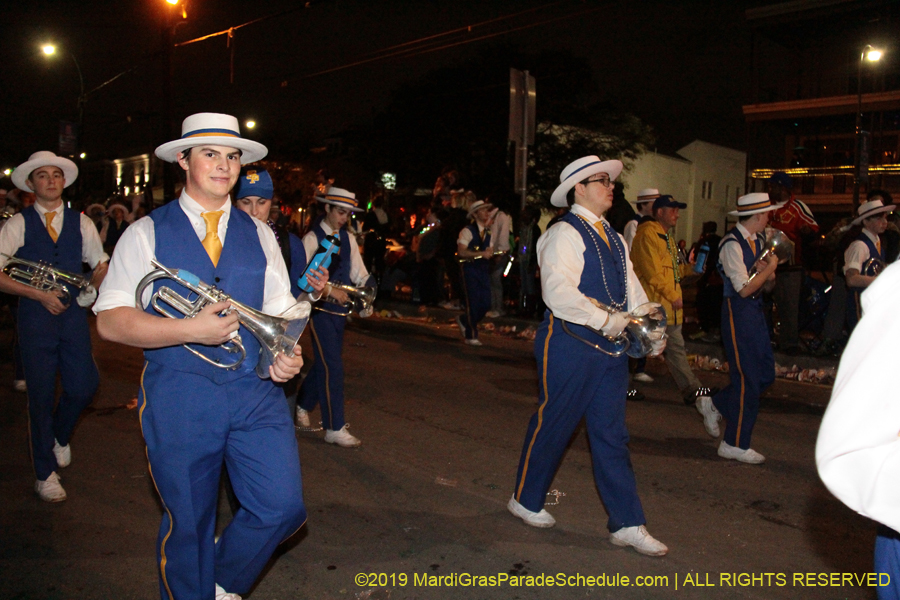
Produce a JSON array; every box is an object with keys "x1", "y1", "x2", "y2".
[
  {"x1": 623, "y1": 187, "x2": 659, "y2": 250},
  {"x1": 843, "y1": 192, "x2": 895, "y2": 334},
  {"x1": 508, "y1": 155, "x2": 668, "y2": 557},
  {"x1": 455, "y1": 198, "x2": 495, "y2": 346},
  {"x1": 0, "y1": 151, "x2": 109, "y2": 503},
  {"x1": 94, "y1": 112, "x2": 308, "y2": 600},
  {"x1": 296, "y1": 186, "x2": 373, "y2": 447},
  {"x1": 695, "y1": 193, "x2": 780, "y2": 465}
]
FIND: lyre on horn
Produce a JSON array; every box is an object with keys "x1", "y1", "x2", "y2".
[{"x1": 135, "y1": 259, "x2": 310, "y2": 378}]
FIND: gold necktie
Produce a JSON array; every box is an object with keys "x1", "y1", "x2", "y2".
[
  {"x1": 593, "y1": 221, "x2": 610, "y2": 249},
  {"x1": 45, "y1": 211, "x2": 58, "y2": 243},
  {"x1": 201, "y1": 211, "x2": 224, "y2": 267},
  {"x1": 877, "y1": 239, "x2": 882, "y2": 255},
  {"x1": 749, "y1": 237, "x2": 756, "y2": 256}
]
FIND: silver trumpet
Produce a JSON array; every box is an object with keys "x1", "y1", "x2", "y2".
[
  {"x1": 745, "y1": 228, "x2": 794, "y2": 286},
  {"x1": 316, "y1": 276, "x2": 377, "y2": 317},
  {"x1": 562, "y1": 298, "x2": 668, "y2": 358},
  {"x1": 2, "y1": 253, "x2": 95, "y2": 307},
  {"x1": 862, "y1": 257, "x2": 886, "y2": 277},
  {"x1": 135, "y1": 259, "x2": 311, "y2": 378}
]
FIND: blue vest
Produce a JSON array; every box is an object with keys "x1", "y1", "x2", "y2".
[
  {"x1": 17, "y1": 205, "x2": 84, "y2": 308},
  {"x1": 554, "y1": 212, "x2": 627, "y2": 348},
  {"x1": 464, "y1": 223, "x2": 492, "y2": 252},
  {"x1": 849, "y1": 232, "x2": 884, "y2": 293},
  {"x1": 144, "y1": 202, "x2": 266, "y2": 384},
  {"x1": 719, "y1": 226, "x2": 765, "y2": 303},
  {"x1": 314, "y1": 220, "x2": 352, "y2": 316}
]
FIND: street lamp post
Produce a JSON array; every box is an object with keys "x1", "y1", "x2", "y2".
[
  {"x1": 42, "y1": 44, "x2": 85, "y2": 153},
  {"x1": 853, "y1": 44, "x2": 883, "y2": 209}
]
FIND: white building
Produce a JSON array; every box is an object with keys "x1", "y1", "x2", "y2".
[{"x1": 622, "y1": 140, "x2": 747, "y2": 245}]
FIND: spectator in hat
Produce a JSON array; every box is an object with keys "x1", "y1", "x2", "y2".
[
  {"x1": 631, "y1": 195, "x2": 718, "y2": 405},
  {"x1": 509, "y1": 155, "x2": 667, "y2": 557},
  {"x1": 297, "y1": 186, "x2": 373, "y2": 448},
  {"x1": 0, "y1": 151, "x2": 109, "y2": 503},
  {"x1": 843, "y1": 193, "x2": 895, "y2": 334},
  {"x1": 455, "y1": 199, "x2": 495, "y2": 346},
  {"x1": 767, "y1": 172, "x2": 818, "y2": 354},
  {"x1": 94, "y1": 112, "x2": 308, "y2": 600},
  {"x1": 695, "y1": 193, "x2": 780, "y2": 464}
]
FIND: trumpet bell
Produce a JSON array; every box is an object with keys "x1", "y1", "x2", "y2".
[
  {"x1": 625, "y1": 302, "x2": 667, "y2": 358},
  {"x1": 862, "y1": 257, "x2": 885, "y2": 277},
  {"x1": 762, "y1": 227, "x2": 795, "y2": 264},
  {"x1": 250, "y1": 301, "x2": 311, "y2": 378}
]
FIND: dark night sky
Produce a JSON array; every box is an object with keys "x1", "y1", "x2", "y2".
[{"x1": 0, "y1": 0, "x2": 763, "y2": 172}]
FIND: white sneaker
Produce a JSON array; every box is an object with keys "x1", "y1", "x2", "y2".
[
  {"x1": 296, "y1": 407, "x2": 310, "y2": 428},
  {"x1": 464, "y1": 338, "x2": 483, "y2": 346},
  {"x1": 695, "y1": 397, "x2": 722, "y2": 438},
  {"x1": 507, "y1": 496, "x2": 556, "y2": 528},
  {"x1": 35, "y1": 471, "x2": 67, "y2": 502},
  {"x1": 215, "y1": 583, "x2": 242, "y2": 600},
  {"x1": 13, "y1": 379, "x2": 26, "y2": 392},
  {"x1": 633, "y1": 372, "x2": 654, "y2": 383},
  {"x1": 485, "y1": 310, "x2": 501, "y2": 318},
  {"x1": 53, "y1": 439, "x2": 71, "y2": 468},
  {"x1": 609, "y1": 525, "x2": 668, "y2": 556},
  {"x1": 324, "y1": 425, "x2": 361, "y2": 447},
  {"x1": 718, "y1": 441, "x2": 765, "y2": 464}
]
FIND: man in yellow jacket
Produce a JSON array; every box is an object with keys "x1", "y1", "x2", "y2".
[{"x1": 631, "y1": 195, "x2": 717, "y2": 405}]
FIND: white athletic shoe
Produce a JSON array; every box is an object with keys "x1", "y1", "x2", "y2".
[
  {"x1": 718, "y1": 441, "x2": 765, "y2": 464},
  {"x1": 695, "y1": 397, "x2": 722, "y2": 438},
  {"x1": 53, "y1": 439, "x2": 71, "y2": 468},
  {"x1": 35, "y1": 472, "x2": 67, "y2": 503},
  {"x1": 609, "y1": 525, "x2": 668, "y2": 556},
  {"x1": 632, "y1": 372, "x2": 654, "y2": 383},
  {"x1": 296, "y1": 407, "x2": 310, "y2": 428},
  {"x1": 324, "y1": 425, "x2": 361, "y2": 448},
  {"x1": 507, "y1": 496, "x2": 556, "y2": 528},
  {"x1": 215, "y1": 583, "x2": 242, "y2": 600}
]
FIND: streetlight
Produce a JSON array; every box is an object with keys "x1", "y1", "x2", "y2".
[
  {"x1": 41, "y1": 43, "x2": 86, "y2": 153},
  {"x1": 245, "y1": 120, "x2": 256, "y2": 129},
  {"x1": 853, "y1": 44, "x2": 883, "y2": 208}
]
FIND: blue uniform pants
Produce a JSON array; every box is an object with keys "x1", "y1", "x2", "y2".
[
  {"x1": 876, "y1": 526, "x2": 900, "y2": 600},
  {"x1": 513, "y1": 315, "x2": 646, "y2": 532},
  {"x1": 19, "y1": 301, "x2": 99, "y2": 481},
  {"x1": 460, "y1": 263, "x2": 490, "y2": 340},
  {"x1": 298, "y1": 310, "x2": 347, "y2": 431},
  {"x1": 139, "y1": 362, "x2": 306, "y2": 600},
  {"x1": 713, "y1": 297, "x2": 774, "y2": 449}
]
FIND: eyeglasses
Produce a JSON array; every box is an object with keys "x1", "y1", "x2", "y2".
[{"x1": 582, "y1": 176, "x2": 613, "y2": 189}]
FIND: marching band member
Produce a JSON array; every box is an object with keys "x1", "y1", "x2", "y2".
[
  {"x1": 0, "y1": 151, "x2": 108, "y2": 502},
  {"x1": 232, "y1": 167, "x2": 328, "y2": 418},
  {"x1": 696, "y1": 193, "x2": 780, "y2": 464},
  {"x1": 455, "y1": 199, "x2": 494, "y2": 346},
  {"x1": 623, "y1": 188, "x2": 658, "y2": 250},
  {"x1": 296, "y1": 187, "x2": 372, "y2": 447},
  {"x1": 94, "y1": 113, "x2": 307, "y2": 600},
  {"x1": 508, "y1": 155, "x2": 668, "y2": 557},
  {"x1": 843, "y1": 193, "x2": 895, "y2": 334}
]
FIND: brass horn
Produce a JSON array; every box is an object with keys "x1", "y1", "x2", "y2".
[
  {"x1": 135, "y1": 259, "x2": 311, "y2": 378},
  {"x1": 745, "y1": 228, "x2": 794, "y2": 286},
  {"x1": 2, "y1": 253, "x2": 95, "y2": 307},
  {"x1": 561, "y1": 298, "x2": 667, "y2": 358},
  {"x1": 316, "y1": 276, "x2": 377, "y2": 317},
  {"x1": 862, "y1": 257, "x2": 885, "y2": 277}
]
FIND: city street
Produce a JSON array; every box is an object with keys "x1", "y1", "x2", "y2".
[{"x1": 0, "y1": 312, "x2": 878, "y2": 600}]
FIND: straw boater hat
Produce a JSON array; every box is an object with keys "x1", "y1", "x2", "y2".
[
  {"x1": 315, "y1": 187, "x2": 363, "y2": 212},
  {"x1": 852, "y1": 199, "x2": 896, "y2": 226},
  {"x1": 11, "y1": 151, "x2": 78, "y2": 192},
  {"x1": 550, "y1": 155, "x2": 623, "y2": 208},
  {"x1": 155, "y1": 113, "x2": 267, "y2": 164},
  {"x1": 467, "y1": 199, "x2": 494, "y2": 219},
  {"x1": 728, "y1": 192, "x2": 784, "y2": 216},
  {"x1": 635, "y1": 188, "x2": 660, "y2": 204}
]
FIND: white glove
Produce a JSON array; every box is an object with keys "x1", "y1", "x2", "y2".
[
  {"x1": 75, "y1": 285, "x2": 98, "y2": 308},
  {"x1": 358, "y1": 305, "x2": 374, "y2": 318},
  {"x1": 600, "y1": 311, "x2": 630, "y2": 337}
]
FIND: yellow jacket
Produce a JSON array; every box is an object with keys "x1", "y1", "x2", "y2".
[{"x1": 630, "y1": 220, "x2": 693, "y2": 325}]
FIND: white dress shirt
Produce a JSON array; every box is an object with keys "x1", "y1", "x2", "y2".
[
  {"x1": 93, "y1": 191, "x2": 297, "y2": 316},
  {"x1": 623, "y1": 219, "x2": 639, "y2": 251},
  {"x1": 490, "y1": 210, "x2": 511, "y2": 252},
  {"x1": 843, "y1": 229, "x2": 879, "y2": 275},
  {"x1": 0, "y1": 202, "x2": 109, "y2": 270},
  {"x1": 537, "y1": 204, "x2": 648, "y2": 331},
  {"x1": 457, "y1": 222, "x2": 490, "y2": 248},
  {"x1": 301, "y1": 220, "x2": 369, "y2": 287},
  {"x1": 718, "y1": 222, "x2": 759, "y2": 292},
  {"x1": 817, "y1": 261, "x2": 900, "y2": 532}
]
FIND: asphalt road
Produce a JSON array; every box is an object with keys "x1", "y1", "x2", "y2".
[{"x1": 0, "y1": 313, "x2": 878, "y2": 600}]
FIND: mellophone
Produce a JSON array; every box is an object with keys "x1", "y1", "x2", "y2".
[
  {"x1": 135, "y1": 259, "x2": 311, "y2": 379},
  {"x1": 3, "y1": 253, "x2": 97, "y2": 307}
]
